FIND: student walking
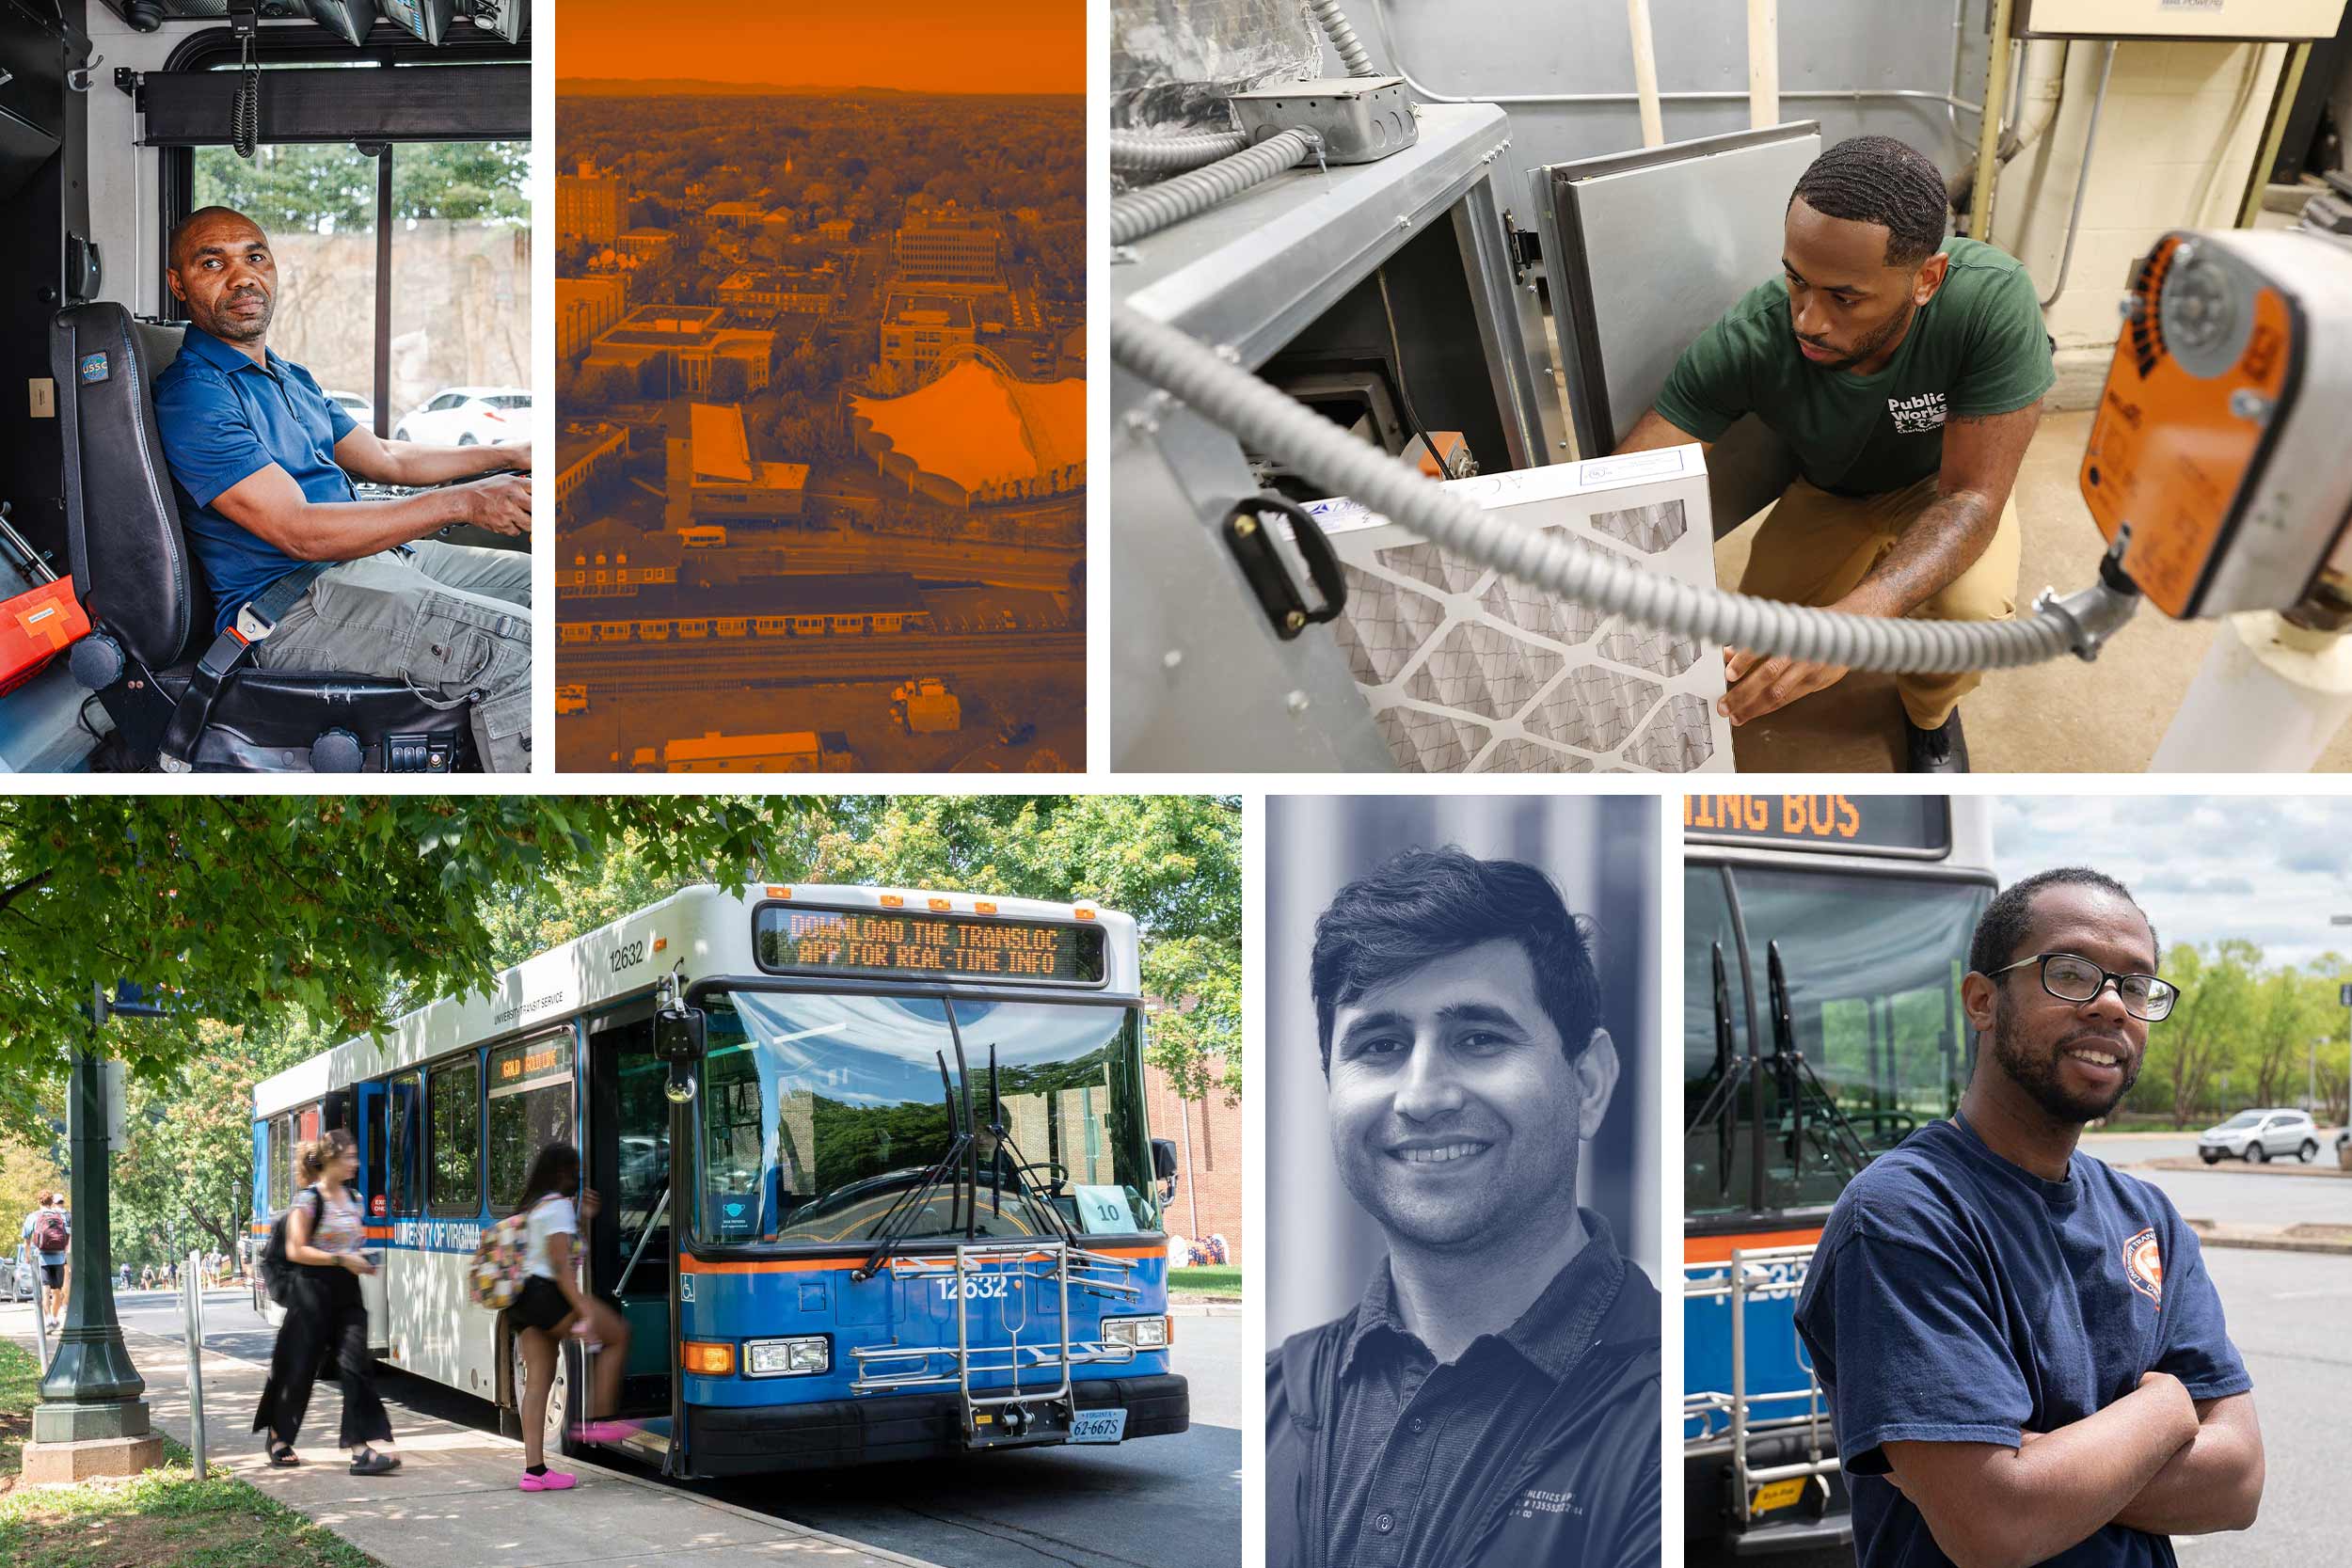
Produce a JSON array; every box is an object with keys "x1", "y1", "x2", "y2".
[
  {"x1": 505, "y1": 1142, "x2": 634, "y2": 1492},
  {"x1": 19, "y1": 1192, "x2": 70, "y2": 1333},
  {"x1": 254, "y1": 1129, "x2": 401, "y2": 1475}
]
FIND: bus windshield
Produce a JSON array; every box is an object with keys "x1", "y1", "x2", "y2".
[
  {"x1": 698, "y1": 991, "x2": 1160, "y2": 1246},
  {"x1": 1688, "y1": 866, "x2": 1990, "y2": 1219}
]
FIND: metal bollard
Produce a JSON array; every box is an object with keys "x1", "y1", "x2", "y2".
[{"x1": 183, "y1": 1249, "x2": 208, "y2": 1481}]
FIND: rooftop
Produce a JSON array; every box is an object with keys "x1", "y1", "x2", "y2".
[
  {"x1": 557, "y1": 420, "x2": 627, "y2": 475},
  {"x1": 883, "y1": 291, "x2": 975, "y2": 328}
]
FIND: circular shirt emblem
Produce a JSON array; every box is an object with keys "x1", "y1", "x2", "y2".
[{"x1": 2123, "y1": 1227, "x2": 2162, "y2": 1306}]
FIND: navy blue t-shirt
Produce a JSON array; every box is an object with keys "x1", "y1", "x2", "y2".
[
  {"x1": 1793, "y1": 1116, "x2": 2249, "y2": 1568},
  {"x1": 151, "y1": 326, "x2": 358, "y2": 634}
]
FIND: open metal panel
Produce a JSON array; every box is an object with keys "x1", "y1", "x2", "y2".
[{"x1": 1537, "y1": 122, "x2": 1821, "y2": 458}]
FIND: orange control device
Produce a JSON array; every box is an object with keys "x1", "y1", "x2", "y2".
[{"x1": 2080, "y1": 230, "x2": 2352, "y2": 621}]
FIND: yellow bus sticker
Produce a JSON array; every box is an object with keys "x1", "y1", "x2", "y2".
[{"x1": 1751, "y1": 1478, "x2": 1807, "y2": 1513}]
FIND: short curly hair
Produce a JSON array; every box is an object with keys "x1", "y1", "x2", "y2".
[
  {"x1": 1968, "y1": 867, "x2": 2157, "y2": 978},
  {"x1": 1310, "y1": 846, "x2": 1601, "y2": 1071},
  {"x1": 1789, "y1": 135, "x2": 1949, "y2": 271}
]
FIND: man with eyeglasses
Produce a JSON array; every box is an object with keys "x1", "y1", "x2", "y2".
[{"x1": 1795, "y1": 866, "x2": 2263, "y2": 1568}]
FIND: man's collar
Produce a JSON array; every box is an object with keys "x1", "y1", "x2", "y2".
[
  {"x1": 1338, "y1": 1208, "x2": 1628, "y2": 1383},
  {"x1": 179, "y1": 324, "x2": 274, "y2": 376}
]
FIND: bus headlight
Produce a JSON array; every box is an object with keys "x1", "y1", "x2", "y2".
[
  {"x1": 743, "y1": 1336, "x2": 831, "y2": 1377},
  {"x1": 1102, "y1": 1315, "x2": 1169, "y2": 1351}
]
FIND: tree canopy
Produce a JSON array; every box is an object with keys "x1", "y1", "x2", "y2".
[
  {"x1": 0, "y1": 798, "x2": 1243, "y2": 1182},
  {"x1": 193, "y1": 139, "x2": 531, "y2": 233}
]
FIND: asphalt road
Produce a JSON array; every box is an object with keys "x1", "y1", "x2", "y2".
[
  {"x1": 110, "y1": 1288, "x2": 1241, "y2": 1568},
  {"x1": 2083, "y1": 1130, "x2": 2347, "y2": 1170},
  {"x1": 1690, "y1": 1247, "x2": 2352, "y2": 1568}
]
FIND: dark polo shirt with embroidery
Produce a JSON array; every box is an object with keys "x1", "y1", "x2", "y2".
[{"x1": 1269, "y1": 1209, "x2": 1661, "y2": 1568}]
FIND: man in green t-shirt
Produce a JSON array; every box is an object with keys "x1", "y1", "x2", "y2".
[{"x1": 1615, "y1": 135, "x2": 2054, "y2": 772}]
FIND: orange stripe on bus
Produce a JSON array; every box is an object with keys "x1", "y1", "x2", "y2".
[
  {"x1": 679, "y1": 1243, "x2": 1163, "y2": 1275},
  {"x1": 363, "y1": 1227, "x2": 394, "y2": 1240},
  {"x1": 1683, "y1": 1227, "x2": 1822, "y2": 1263}
]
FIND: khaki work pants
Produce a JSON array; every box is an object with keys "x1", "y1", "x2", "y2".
[
  {"x1": 1734, "y1": 475, "x2": 2021, "y2": 730},
  {"x1": 254, "y1": 537, "x2": 532, "y2": 771}
]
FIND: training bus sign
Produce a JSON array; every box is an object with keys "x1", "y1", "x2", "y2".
[
  {"x1": 753, "y1": 904, "x2": 1107, "y2": 987},
  {"x1": 1684, "y1": 794, "x2": 1952, "y2": 856}
]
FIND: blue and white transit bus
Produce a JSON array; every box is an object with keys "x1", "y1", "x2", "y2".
[
  {"x1": 1682, "y1": 795, "x2": 1995, "y2": 1558},
  {"x1": 252, "y1": 882, "x2": 1189, "y2": 1477}
]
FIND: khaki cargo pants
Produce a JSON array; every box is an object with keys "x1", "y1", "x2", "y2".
[
  {"x1": 1735, "y1": 474, "x2": 2021, "y2": 730},
  {"x1": 254, "y1": 538, "x2": 532, "y2": 771}
]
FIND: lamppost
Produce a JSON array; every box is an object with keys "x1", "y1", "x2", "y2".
[
  {"x1": 2333, "y1": 914, "x2": 2351, "y2": 1132},
  {"x1": 24, "y1": 986, "x2": 165, "y2": 1481}
]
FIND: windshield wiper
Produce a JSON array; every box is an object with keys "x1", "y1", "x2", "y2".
[
  {"x1": 852, "y1": 1048, "x2": 972, "y2": 1282},
  {"x1": 981, "y1": 1040, "x2": 1078, "y2": 1246}
]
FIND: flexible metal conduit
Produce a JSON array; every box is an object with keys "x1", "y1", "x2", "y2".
[
  {"x1": 2040, "y1": 40, "x2": 2117, "y2": 309},
  {"x1": 1109, "y1": 129, "x2": 1316, "y2": 245},
  {"x1": 1112, "y1": 304, "x2": 2139, "y2": 673},
  {"x1": 1309, "y1": 0, "x2": 1380, "y2": 77},
  {"x1": 1109, "y1": 130, "x2": 1250, "y2": 173}
]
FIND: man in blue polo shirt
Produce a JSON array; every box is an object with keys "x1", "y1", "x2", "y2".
[
  {"x1": 152, "y1": 205, "x2": 534, "y2": 770},
  {"x1": 1794, "y1": 868, "x2": 2265, "y2": 1568}
]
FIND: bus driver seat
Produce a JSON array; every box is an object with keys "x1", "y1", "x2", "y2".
[{"x1": 50, "y1": 302, "x2": 483, "y2": 772}]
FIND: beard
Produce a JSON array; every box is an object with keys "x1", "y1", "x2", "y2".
[
  {"x1": 1988, "y1": 990, "x2": 2140, "y2": 1124},
  {"x1": 1798, "y1": 294, "x2": 1915, "y2": 374},
  {"x1": 210, "y1": 290, "x2": 274, "y2": 342}
]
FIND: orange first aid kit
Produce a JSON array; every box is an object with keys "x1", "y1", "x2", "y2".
[{"x1": 0, "y1": 512, "x2": 91, "y2": 697}]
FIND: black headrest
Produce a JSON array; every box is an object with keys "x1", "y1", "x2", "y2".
[{"x1": 50, "y1": 304, "x2": 199, "y2": 670}]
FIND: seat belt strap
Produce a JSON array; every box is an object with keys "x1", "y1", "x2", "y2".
[{"x1": 155, "y1": 561, "x2": 331, "y2": 773}]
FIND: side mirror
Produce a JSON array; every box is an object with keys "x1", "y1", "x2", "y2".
[
  {"x1": 1151, "y1": 1137, "x2": 1180, "y2": 1187},
  {"x1": 654, "y1": 1005, "x2": 707, "y2": 1064}
]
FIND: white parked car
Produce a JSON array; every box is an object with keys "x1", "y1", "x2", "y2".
[
  {"x1": 325, "y1": 389, "x2": 374, "y2": 430},
  {"x1": 392, "y1": 386, "x2": 532, "y2": 446},
  {"x1": 2, "y1": 1246, "x2": 34, "y2": 1303},
  {"x1": 2198, "y1": 1108, "x2": 2321, "y2": 1164}
]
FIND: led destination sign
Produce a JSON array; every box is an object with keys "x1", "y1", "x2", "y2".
[
  {"x1": 754, "y1": 906, "x2": 1106, "y2": 986},
  {"x1": 1684, "y1": 794, "x2": 1950, "y2": 855}
]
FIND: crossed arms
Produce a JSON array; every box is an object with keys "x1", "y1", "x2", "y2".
[{"x1": 1882, "y1": 1374, "x2": 2263, "y2": 1568}]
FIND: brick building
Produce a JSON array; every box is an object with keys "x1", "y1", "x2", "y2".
[
  {"x1": 556, "y1": 163, "x2": 620, "y2": 247},
  {"x1": 1143, "y1": 1061, "x2": 1243, "y2": 1266}
]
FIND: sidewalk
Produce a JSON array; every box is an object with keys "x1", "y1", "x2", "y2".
[
  {"x1": 3, "y1": 1303, "x2": 940, "y2": 1568},
  {"x1": 2187, "y1": 1220, "x2": 2352, "y2": 1256}
]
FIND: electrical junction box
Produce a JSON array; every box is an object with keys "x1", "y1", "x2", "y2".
[
  {"x1": 1230, "y1": 76, "x2": 1416, "y2": 165},
  {"x1": 2081, "y1": 230, "x2": 2352, "y2": 619},
  {"x1": 2014, "y1": 0, "x2": 2348, "y2": 40}
]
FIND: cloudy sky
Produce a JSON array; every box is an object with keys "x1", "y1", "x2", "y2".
[{"x1": 1994, "y1": 796, "x2": 2352, "y2": 972}]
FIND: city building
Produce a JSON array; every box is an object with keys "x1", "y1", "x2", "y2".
[
  {"x1": 555, "y1": 420, "x2": 628, "y2": 521},
  {"x1": 561, "y1": 515, "x2": 680, "y2": 599},
  {"x1": 555, "y1": 276, "x2": 629, "y2": 361},
  {"x1": 582, "y1": 305, "x2": 774, "y2": 398},
  {"x1": 818, "y1": 217, "x2": 855, "y2": 244},
  {"x1": 850, "y1": 349, "x2": 1084, "y2": 508},
  {"x1": 878, "y1": 291, "x2": 976, "y2": 381},
  {"x1": 717, "y1": 266, "x2": 838, "y2": 320},
  {"x1": 894, "y1": 201, "x2": 1002, "y2": 283},
  {"x1": 556, "y1": 162, "x2": 620, "y2": 247},
  {"x1": 1143, "y1": 1056, "x2": 1243, "y2": 1264},
  {"x1": 668, "y1": 402, "x2": 809, "y2": 525},
  {"x1": 706, "y1": 199, "x2": 768, "y2": 232},
  {"x1": 617, "y1": 228, "x2": 677, "y2": 262}
]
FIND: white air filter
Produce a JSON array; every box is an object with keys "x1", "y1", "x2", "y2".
[{"x1": 1304, "y1": 445, "x2": 1735, "y2": 773}]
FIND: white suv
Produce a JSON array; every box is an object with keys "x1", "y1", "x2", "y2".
[
  {"x1": 2198, "y1": 1108, "x2": 2321, "y2": 1164},
  {"x1": 392, "y1": 387, "x2": 532, "y2": 446}
]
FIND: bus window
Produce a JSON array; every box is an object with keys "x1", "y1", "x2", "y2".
[
  {"x1": 487, "y1": 1035, "x2": 575, "y2": 1212},
  {"x1": 612, "y1": 1053, "x2": 671, "y2": 1272},
  {"x1": 388, "y1": 1073, "x2": 421, "y2": 1215},
  {"x1": 189, "y1": 137, "x2": 529, "y2": 443},
  {"x1": 365, "y1": 1090, "x2": 388, "y2": 1210},
  {"x1": 296, "y1": 1103, "x2": 321, "y2": 1161},
  {"x1": 268, "y1": 1114, "x2": 294, "y2": 1212},
  {"x1": 1727, "y1": 866, "x2": 1989, "y2": 1201},
  {"x1": 428, "y1": 1057, "x2": 482, "y2": 1216},
  {"x1": 1685, "y1": 864, "x2": 1755, "y2": 1219}
]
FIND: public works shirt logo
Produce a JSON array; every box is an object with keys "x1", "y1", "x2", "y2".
[
  {"x1": 2123, "y1": 1227, "x2": 2163, "y2": 1306},
  {"x1": 1886, "y1": 391, "x2": 1947, "y2": 435}
]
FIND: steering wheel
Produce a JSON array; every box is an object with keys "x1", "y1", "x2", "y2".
[{"x1": 1012, "y1": 1161, "x2": 1069, "y2": 1195}]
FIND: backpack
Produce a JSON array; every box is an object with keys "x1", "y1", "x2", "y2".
[
  {"x1": 469, "y1": 1212, "x2": 532, "y2": 1311},
  {"x1": 31, "y1": 1209, "x2": 67, "y2": 1254},
  {"x1": 259, "y1": 1189, "x2": 321, "y2": 1307}
]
